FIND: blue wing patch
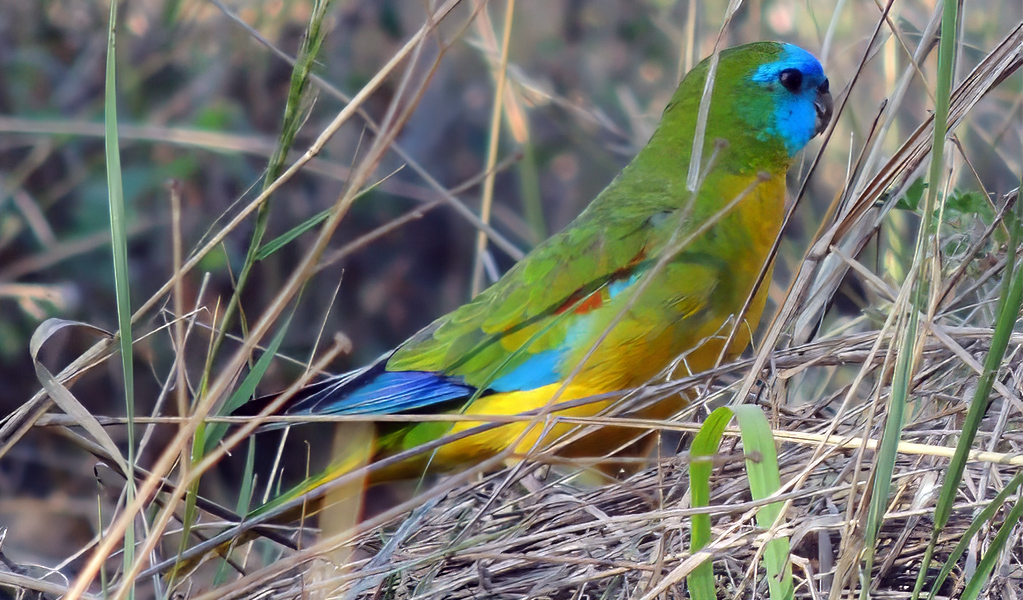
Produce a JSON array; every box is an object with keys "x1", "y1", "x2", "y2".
[
  {"x1": 269, "y1": 345, "x2": 567, "y2": 419},
  {"x1": 487, "y1": 273, "x2": 644, "y2": 393},
  {"x1": 332, "y1": 370, "x2": 475, "y2": 414},
  {"x1": 283, "y1": 363, "x2": 476, "y2": 416},
  {"x1": 488, "y1": 349, "x2": 563, "y2": 392}
]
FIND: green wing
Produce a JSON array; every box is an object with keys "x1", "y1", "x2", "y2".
[{"x1": 386, "y1": 188, "x2": 675, "y2": 389}]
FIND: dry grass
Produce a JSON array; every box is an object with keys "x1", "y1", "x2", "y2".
[{"x1": 1, "y1": 1, "x2": 1022, "y2": 599}]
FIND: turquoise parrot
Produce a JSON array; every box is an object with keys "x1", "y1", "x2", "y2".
[{"x1": 245, "y1": 41, "x2": 832, "y2": 497}]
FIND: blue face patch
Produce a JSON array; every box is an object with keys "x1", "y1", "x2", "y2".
[{"x1": 751, "y1": 44, "x2": 828, "y2": 156}]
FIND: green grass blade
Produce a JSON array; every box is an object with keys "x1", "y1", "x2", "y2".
[
  {"x1": 201, "y1": 0, "x2": 336, "y2": 395},
  {"x1": 211, "y1": 438, "x2": 259, "y2": 587},
  {"x1": 255, "y1": 178, "x2": 389, "y2": 262},
  {"x1": 861, "y1": 312, "x2": 915, "y2": 596},
  {"x1": 926, "y1": 472, "x2": 1023, "y2": 599},
  {"x1": 169, "y1": 308, "x2": 293, "y2": 584},
  {"x1": 688, "y1": 407, "x2": 733, "y2": 600},
  {"x1": 917, "y1": 207, "x2": 1023, "y2": 597},
  {"x1": 877, "y1": 0, "x2": 959, "y2": 596},
  {"x1": 255, "y1": 208, "x2": 331, "y2": 261},
  {"x1": 732, "y1": 405, "x2": 793, "y2": 600},
  {"x1": 174, "y1": 2, "x2": 335, "y2": 580},
  {"x1": 103, "y1": 1, "x2": 135, "y2": 594},
  {"x1": 518, "y1": 140, "x2": 546, "y2": 243},
  {"x1": 203, "y1": 316, "x2": 294, "y2": 454},
  {"x1": 689, "y1": 406, "x2": 792, "y2": 600},
  {"x1": 959, "y1": 491, "x2": 1023, "y2": 600}
]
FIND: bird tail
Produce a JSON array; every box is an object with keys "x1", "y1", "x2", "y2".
[
  {"x1": 230, "y1": 362, "x2": 377, "y2": 428},
  {"x1": 169, "y1": 423, "x2": 374, "y2": 580},
  {"x1": 251, "y1": 421, "x2": 375, "y2": 520}
]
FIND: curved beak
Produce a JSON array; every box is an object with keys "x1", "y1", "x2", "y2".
[{"x1": 814, "y1": 79, "x2": 833, "y2": 137}]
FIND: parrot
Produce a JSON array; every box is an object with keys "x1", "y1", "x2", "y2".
[{"x1": 243, "y1": 40, "x2": 832, "y2": 505}]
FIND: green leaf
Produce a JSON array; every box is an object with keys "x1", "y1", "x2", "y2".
[
  {"x1": 946, "y1": 190, "x2": 993, "y2": 223},
  {"x1": 895, "y1": 177, "x2": 926, "y2": 211}
]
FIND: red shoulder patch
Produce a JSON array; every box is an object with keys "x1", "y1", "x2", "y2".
[{"x1": 554, "y1": 289, "x2": 605, "y2": 315}]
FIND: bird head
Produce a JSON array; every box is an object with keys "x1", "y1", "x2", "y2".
[
  {"x1": 748, "y1": 43, "x2": 833, "y2": 156},
  {"x1": 639, "y1": 42, "x2": 834, "y2": 174}
]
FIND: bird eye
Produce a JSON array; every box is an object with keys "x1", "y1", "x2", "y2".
[
  {"x1": 819, "y1": 78, "x2": 830, "y2": 94},
  {"x1": 778, "y1": 68, "x2": 803, "y2": 92}
]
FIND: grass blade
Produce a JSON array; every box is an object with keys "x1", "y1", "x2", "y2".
[
  {"x1": 103, "y1": 1, "x2": 136, "y2": 595},
  {"x1": 916, "y1": 205, "x2": 1023, "y2": 597},
  {"x1": 689, "y1": 406, "x2": 792, "y2": 600},
  {"x1": 959, "y1": 491, "x2": 1023, "y2": 600}
]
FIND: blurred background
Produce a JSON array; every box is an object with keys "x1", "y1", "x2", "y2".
[{"x1": 0, "y1": 0, "x2": 1020, "y2": 572}]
